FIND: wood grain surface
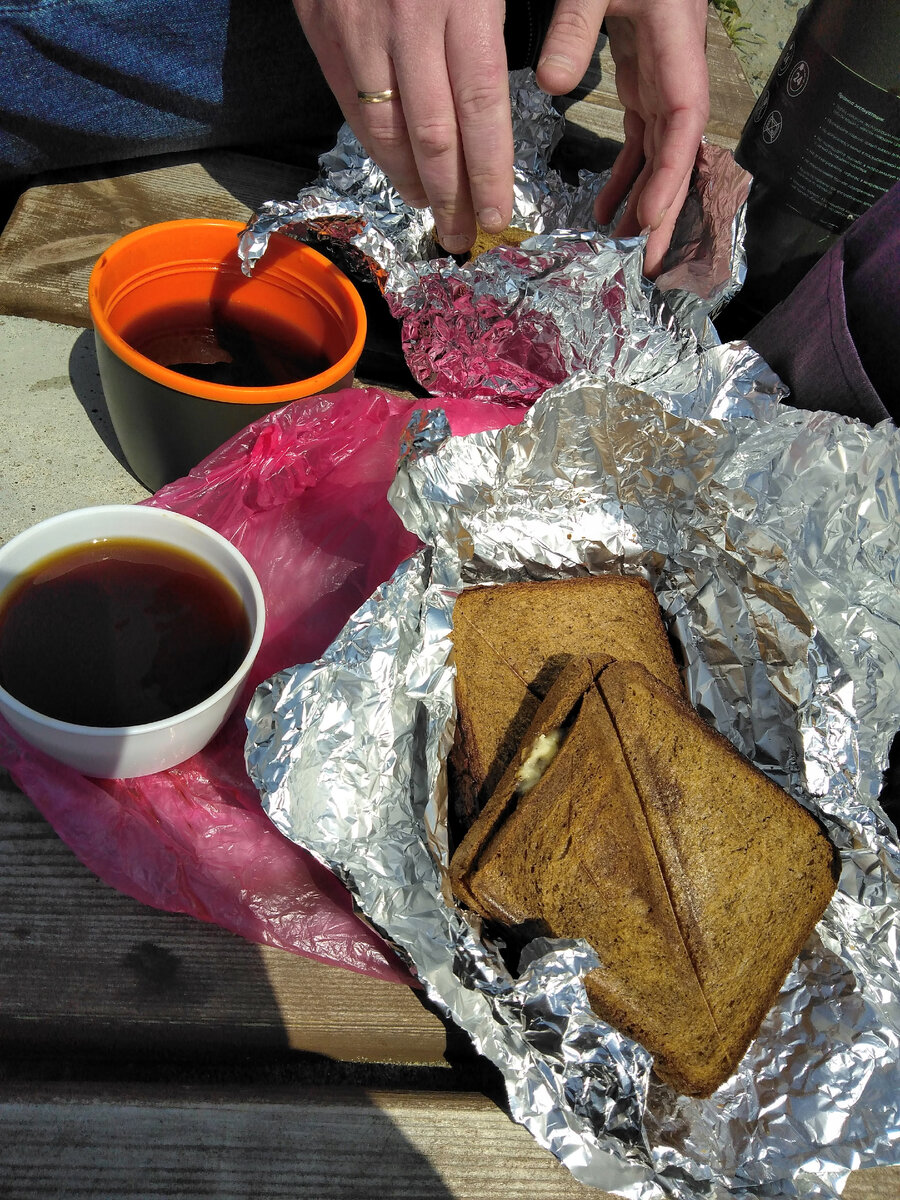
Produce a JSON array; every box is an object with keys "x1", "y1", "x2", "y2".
[
  {"x1": 567, "y1": 8, "x2": 756, "y2": 148},
  {"x1": 0, "y1": 775, "x2": 448, "y2": 1066},
  {"x1": 0, "y1": 1084, "x2": 605, "y2": 1199},
  {"x1": 0, "y1": 151, "x2": 316, "y2": 329},
  {"x1": 0, "y1": 1083, "x2": 896, "y2": 1200}
]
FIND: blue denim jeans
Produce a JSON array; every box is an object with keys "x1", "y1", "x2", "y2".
[{"x1": 0, "y1": 0, "x2": 342, "y2": 181}]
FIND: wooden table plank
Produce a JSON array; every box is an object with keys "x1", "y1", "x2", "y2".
[
  {"x1": 564, "y1": 9, "x2": 755, "y2": 150},
  {"x1": 0, "y1": 775, "x2": 448, "y2": 1066},
  {"x1": 558, "y1": 9, "x2": 756, "y2": 173},
  {"x1": 0, "y1": 1084, "x2": 606, "y2": 1199},
  {"x1": 0, "y1": 1083, "x2": 895, "y2": 1200},
  {"x1": 0, "y1": 150, "x2": 316, "y2": 329}
]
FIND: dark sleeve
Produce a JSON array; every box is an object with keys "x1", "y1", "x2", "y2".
[{"x1": 746, "y1": 181, "x2": 900, "y2": 426}]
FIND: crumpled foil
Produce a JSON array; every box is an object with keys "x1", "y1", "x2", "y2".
[
  {"x1": 239, "y1": 71, "x2": 751, "y2": 401},
  {"x1": 246, "y1": 377, "x2": 900, "y2": 1199}
]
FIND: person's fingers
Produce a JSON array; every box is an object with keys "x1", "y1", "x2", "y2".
[
  {"x1": 630, "y1": 102, "x2": 707, "y2": 235},
  {"x1": 589, "y1": 16, "x2": 646, "y2": 226},
  {"x1": 293, "y1": 6, "x2": 430, "y2": 207},
  {"x1": 329, "y1": 56, "x2": 432, "y2": 209},
  {"x1": 536, "y1": 0, "x2": 609, "y2": 95},
  {"x1": 641, "y1": 169, "x2": 690, "y2": 277},
  {"x1": 600, "y1": 112, "x2": 695, "y2": 278},
  {"x1": 610, "y1": 154, "x2": 651, "y2": 239},
  {"x1": 444, "y1": 10, "x2": 514, "y2": 236},
  {"x1": 593, "y1": 106, "x2": 645, "y2": 227},
  {"x1": 390, "y1": 20, "x2": 473, "y2": 252},
  {"x1": 594, "y1": 136, "x2": 690, "y2": 278},
  {"x1": 591, "y1": 2, "x2": 708, "y2": 276},
  {"x1": 299, "y1": 0, "x2": 511, "y2": 253},
  {"x1": 609, "y1": 5, "x2": 709, "y2": 231}
]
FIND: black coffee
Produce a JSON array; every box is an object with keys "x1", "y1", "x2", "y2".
[
  {"x1": 0, "y1": 538, "x2": 252, "y2": 727},
  {"x1": 121, "y1": 301, "x2": 332, "y2": 388}
]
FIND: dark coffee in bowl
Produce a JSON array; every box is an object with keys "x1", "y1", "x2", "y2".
[
  {"x1": 0, "y1": 538, "x2": 252, "y2": 728},
  {"x1": 120, "y1": 301, "x2": 332, "y2": 388}
]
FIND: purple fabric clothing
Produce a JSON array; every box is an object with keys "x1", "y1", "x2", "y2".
[{"x1": 747, "y1": 180, "x2": 900, "y2": 426}]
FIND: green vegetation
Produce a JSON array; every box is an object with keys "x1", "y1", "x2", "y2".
[{"x1": 710, "y1": 0, "x2": 757, "y2": 50}]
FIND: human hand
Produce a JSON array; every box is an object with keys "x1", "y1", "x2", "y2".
[
  {"x1": 293, "y1": 0, "x2": 514, "y2": 255},
  {"x1": 536, "y1": 0, "x2": 709, "y2": 276}
]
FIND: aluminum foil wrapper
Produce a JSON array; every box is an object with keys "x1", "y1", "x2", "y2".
[
  {"x1": 239, "y1": 72, "x2": 751, "y2": 401},
  {"x1": 246, "y1": 378, "x2": 900, "y2": 1199}
]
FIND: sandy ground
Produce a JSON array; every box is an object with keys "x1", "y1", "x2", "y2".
[{"x1": 731, "y1": 0, "x2": 805, "y2": 95}]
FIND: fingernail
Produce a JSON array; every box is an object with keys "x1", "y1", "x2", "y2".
[
  {"x1": 440, "y1": 232, "x2": 471, "y2": 255},
  {"x1": 654, "y1": 205, "x2": 670, "y2": 230},
  {"x1": 477, "y1": 207, "x2": 504, "y2": 232},
  {"x1": 538, "y1": 52, "x2": 575, "y2": 74}
]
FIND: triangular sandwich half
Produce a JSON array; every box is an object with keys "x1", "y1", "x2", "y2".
[{"x1": 598, "y1": 660, "x2": 839, "y2": 1081}]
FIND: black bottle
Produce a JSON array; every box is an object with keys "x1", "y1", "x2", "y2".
[{"x1": 717, "y1": 0, "x2": 900, "y2": 339}]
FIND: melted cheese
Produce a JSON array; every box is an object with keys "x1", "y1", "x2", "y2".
[{"x1": 515, "y1": 728, "x2": 563, "y2": 794}]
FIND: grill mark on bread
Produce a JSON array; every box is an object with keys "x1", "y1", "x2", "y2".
[{"x1": 593, "y1": 659, "x2": 839, "y2": 1082}]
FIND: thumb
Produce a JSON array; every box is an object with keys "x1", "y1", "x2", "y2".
[{"x1": 535, "y1": 0, "x2": 609, "y2": 95}]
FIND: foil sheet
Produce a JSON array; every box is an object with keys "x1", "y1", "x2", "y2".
[
  {"x1": 239, "y1": 72, "x2": 751, "y2": 401},
  {"x1": 246, "y1": 380, "x2": 900, "y2": 1199}
]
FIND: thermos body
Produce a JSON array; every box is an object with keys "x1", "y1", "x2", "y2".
[{"x1": 728, "y1": 0, "x2": 900, "y2": 327}]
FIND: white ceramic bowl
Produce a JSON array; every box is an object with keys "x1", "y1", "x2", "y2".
[{"x1": 0, "y1": 505, "x2": 265, "y2": 778}]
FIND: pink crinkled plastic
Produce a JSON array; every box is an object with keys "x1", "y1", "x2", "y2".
[{"x1": 0, "y1": 387, "x2": 522, "y2": 985}]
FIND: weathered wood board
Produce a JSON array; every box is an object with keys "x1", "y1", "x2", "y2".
[
  {"x1": 0, "y1": 775, "x2": 448, "y2": 1066},
  {"x1": 0, "y1": 1083, "x2": 895, "y2": 1200}
]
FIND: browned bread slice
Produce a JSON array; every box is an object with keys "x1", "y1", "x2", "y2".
[
  {"x1": 450, "y1": 656, "x2": 607, "y2": 914},
  {"x1": 450, "y1": 657, "x2": 732, "y2": 1095},
  {"x1": 449, "y1": 576, "x2": 682, "y2": 824},
  {"x1": 449, "y1": 614, "x2": 540, "y2": 829},
  {"x1": 436, "y1": 225, "x2": 533, "y2": 261},
  {"x1": 599, "y1": 660, "x2": 839, "y2": 1076},
  {"x1": 449, "y1": 657, "x2": 838, "y2": 1096}
]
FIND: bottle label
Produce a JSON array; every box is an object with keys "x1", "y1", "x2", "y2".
[{"x1": 737, "y1": 20, "x2": 900, "y2": 233}]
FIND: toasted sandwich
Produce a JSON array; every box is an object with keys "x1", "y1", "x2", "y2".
[{"x1": 449, "y1": 656, "x2": 838, "y2": 1096}]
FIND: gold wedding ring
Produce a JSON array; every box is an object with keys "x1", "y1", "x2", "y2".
[{"x1": 357, "y1": 88, "x2": 399, "y2": 104}]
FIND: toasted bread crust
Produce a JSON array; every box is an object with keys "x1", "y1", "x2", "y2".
[
  {"x1": 598, "y1": 660, "x2": 839, "y2": 1084},
  {"x1": 449, "y1": 657, "x2": 606, "y2": 911},
  {"x1": 469, "y1": 225, "x2": 534, "y2": 258}
]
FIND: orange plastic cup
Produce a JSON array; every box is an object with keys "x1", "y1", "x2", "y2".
[{"x1": 89, "y1": 219, "x2": 367, "y2": 492}]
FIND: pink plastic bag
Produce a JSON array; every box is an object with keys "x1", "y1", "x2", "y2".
[{"x1": 0, "y1": 387, "x2": 523, "y2": 985}]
